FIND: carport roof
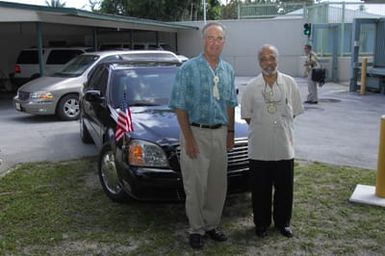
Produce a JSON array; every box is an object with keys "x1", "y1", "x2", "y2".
[{"x1": 0, "y1": 1, "x2": 198, "y2": 32}]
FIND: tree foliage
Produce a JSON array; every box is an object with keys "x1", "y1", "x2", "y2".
[
  {"x1": 97, "y1": 0, "x2": 222, "y2": 21},
  {"x1": 223, "y1": 0, "x2": 314, "y2": 20},
  {"x1": 45, "y1": 0, "x2": 66, "y2": 8},
  {"x1": 95, "y1": 0, "x2": 314, "y2": 20}
]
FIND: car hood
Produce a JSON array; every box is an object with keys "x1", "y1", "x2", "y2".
[
  {"x1": 131, "y1": 107, "x2": 180, "y2": 145},
  {"x1": 111, "y1": 105, "x2": 248, "y2": 146},
  {"x1": 18, "y1": 76, "x2": 83, "y2": 92}
]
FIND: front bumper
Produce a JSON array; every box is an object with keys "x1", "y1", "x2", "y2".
[
  {"x1": 119, "y1": 163, "x2": 185, "y2": 201},
  {"x1": 117, "y1": 138, "x2": 250, "y2": 201},
  {"x1": 13, "y1": 97, "x2": 56, "y2": 115},
  {"x1": 118, "y1": 164, "x2": 250, "y2": 202}
]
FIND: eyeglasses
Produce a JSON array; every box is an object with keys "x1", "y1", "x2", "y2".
[{"x1": 206, "y1": 36, "x2": 225, "y2": 43}]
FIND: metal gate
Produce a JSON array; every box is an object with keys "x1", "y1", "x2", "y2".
[
  {"x1": 312, "y1": 24, "x2": 339, "y2": 82},
  {"x1": 350, "y1": 18, "x2": 385, "y2": 92}
]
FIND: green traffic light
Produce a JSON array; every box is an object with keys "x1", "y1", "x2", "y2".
[{"x1": 304, "y1": 23, "x2": 311, "y2": 36}]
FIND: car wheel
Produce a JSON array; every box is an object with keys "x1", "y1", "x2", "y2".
[
  {"x1": 98, "y1": 144, "x2": 129, "y2": 203},
  {"x1": 57, "y1": 94, "x2": 80, "y2": 121},
  {"x1": 80, "y1": 116, "x2": 93, "y2": 144}
]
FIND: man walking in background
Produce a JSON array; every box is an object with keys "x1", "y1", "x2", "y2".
[{"x1": 304, "y1": 43, "x2": 320, "y2": 104}]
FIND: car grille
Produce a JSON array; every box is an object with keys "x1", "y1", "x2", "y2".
[
  {"x1": 18, "y1": 91, "x2": 30, "y2": 101},
  {"x1": 174, "y1": 139, "x2": 249, "y2": 172},
  {"x1": 227, "y1": 139, "x2": 249, "y2": 171}
]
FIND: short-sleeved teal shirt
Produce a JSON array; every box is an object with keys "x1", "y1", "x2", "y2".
[{"x1": 169, "y1": 53, "x2": 237, "y2": 125}]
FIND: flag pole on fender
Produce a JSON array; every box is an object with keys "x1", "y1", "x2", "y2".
[{"x1": 115, "y1": 90, "x2": 134, "y2": 144}]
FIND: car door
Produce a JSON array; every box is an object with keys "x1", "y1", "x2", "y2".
[{"x1": 82, "y1": 65, "x2": 109, "y2": 149}]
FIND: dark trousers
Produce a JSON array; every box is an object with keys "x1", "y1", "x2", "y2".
[{"x1": 249, "y1": 159, "x2": 294, "y2": 229}]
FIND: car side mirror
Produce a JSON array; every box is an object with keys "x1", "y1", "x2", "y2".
[{"x1": 84, "y1": 90, "x2": 104, "y2": 103}]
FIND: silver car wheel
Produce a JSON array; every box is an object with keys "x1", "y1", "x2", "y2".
[
  {"x1": 100, "y1": 150, "x2": 123, "y2": 195},
  {"x1": 63, "y1": 98, "x2": 79, "y2": 118}
]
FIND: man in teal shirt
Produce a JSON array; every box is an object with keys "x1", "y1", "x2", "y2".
[{"x1": 169, "y1": 21, "x2": 237, "y2": 249}]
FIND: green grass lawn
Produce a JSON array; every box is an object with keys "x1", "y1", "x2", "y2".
[{"x1": 1, "y1": 158, "x2": 384, "y2": 255}]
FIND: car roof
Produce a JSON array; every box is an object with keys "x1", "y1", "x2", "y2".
[
  {"x1": 82, "y1": 50, "x2": 182, "y2": 64},
  {"x1": 109, "y1": 61, "x2": 181, "y2": 69}
]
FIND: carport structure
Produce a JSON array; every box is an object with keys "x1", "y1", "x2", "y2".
[{"x1": 0, "y1": 1, "x2": 197, "y2": 78}]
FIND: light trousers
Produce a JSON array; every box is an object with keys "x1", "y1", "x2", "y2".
[
  {"x1": 307, "y1": 73, "x2": 318, "y2": 102},
  {"x1": 180, "y1": 126, "x2": 228, "y2": 235}
]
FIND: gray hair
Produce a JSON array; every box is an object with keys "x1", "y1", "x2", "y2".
[
  {"x1": 258, "y1": 44, "x2": 279, "y2": 61},
  {"x1": 201, "y1": 22, "x2": 227, "y2": 38}
]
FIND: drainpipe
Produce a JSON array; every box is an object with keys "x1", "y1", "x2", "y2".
[{"x1": 340, "y1": 2, "x2": 345, "y2": 57}]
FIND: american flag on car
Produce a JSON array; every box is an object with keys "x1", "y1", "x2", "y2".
[{"x1": 115, "y1": 91, "x2": 134, "y2": 141}]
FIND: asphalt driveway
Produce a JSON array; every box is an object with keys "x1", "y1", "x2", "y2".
[
  {"x1": 236, "y1": 77, "x2": 384, "y2": 171},
  {"x1": 0, "y1": 91, "x2": 97, "y2": 176}
]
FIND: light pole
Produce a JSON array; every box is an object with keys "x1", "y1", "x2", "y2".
[{"x1": 203, "y1": 0, "x2": 207, "y2": 24}]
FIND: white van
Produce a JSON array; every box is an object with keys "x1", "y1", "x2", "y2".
[
  {"x1": 13, "y1": 47, "x2": 92, "y2": 86},
  {"x1": 13, "y1": 50, "x2": 181, "y2": 121}
]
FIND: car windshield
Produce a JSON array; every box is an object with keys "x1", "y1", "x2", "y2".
[
  {"x1": 110, "y1": 66, "x2": 177, "y2": 108},
  {"x1": 52, "y1": 55, "x2": 100, "y2": 77}
]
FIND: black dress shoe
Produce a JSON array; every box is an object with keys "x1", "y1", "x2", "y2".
[
  {"x1": 255, "y1": 228, "x2": 268, "y2": 238},
  {"x1": 310, "y1": 101, "x2": 318, "y2": 104},
  {"x1": 278, "y1": 226, "x2": 294, "y2": 238},
  {"x1": 206, "y1": 229, "x2": 227, "y2": 241},
  {"x1": 189, "y1": 234, "x2": 204, "y2": 249}
]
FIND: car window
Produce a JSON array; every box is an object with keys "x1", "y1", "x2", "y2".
[
  {"x1": 148, "y1": 44, "x2": 159, "y2": 50},
  {"x1": 99, "y1": 44, "x2": 121, "y2": 51},
  {"x1": 16, "y1": 50, "x2": 43, "y2": 64},
  {"x1": 110, "y1": 66, "x2": 177, "y2": 108},
  {"x1": 46, "y1": 50, "x2": 85, "y2": 64},
  {"x1": 53, "y1": 55, "x2": 100, "y2": 77},
  {"x1": 98, "y1": 68, "x2": 109, "y2": 96},
  {"x1": 86, "y1": 65, "x2": 105, "y2": 90},
  {"x1": 133, "y1": 44, "x2": 145, "y2": 50}
]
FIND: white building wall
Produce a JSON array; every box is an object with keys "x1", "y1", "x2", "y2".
[
  {"x1": 177, "y1": 18, "x2": 306, "y2": 77},
  {"x1": 176, "y1": 18, "x2": 361, "y2": 82}
]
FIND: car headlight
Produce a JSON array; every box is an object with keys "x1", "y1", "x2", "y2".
[
  {"x1": 128, "y1": 140, "x2": 169, "y2": 168},
  {"x1": 30, "y1": 91, "x2": 54, "y2": 101}
]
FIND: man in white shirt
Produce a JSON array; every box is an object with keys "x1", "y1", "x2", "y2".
[{"x1": 241, "y1": 44, "x2": 304, "y2": 238}]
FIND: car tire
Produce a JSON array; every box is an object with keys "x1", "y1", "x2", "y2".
[
  {"x1": 80, "y1": 116, "x2": 93, "y2": 144},
  {"x1": 98, "y1": 143, "x2": 129, "y2": 203},
  {"x1": 57, "y1": 94, "x2": 80, "y2": 121}
]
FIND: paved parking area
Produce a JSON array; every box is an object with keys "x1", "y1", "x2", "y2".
[
  {"x1": 237, "y1": 77, "x2": 384, "y2": 170},
  {"x1": 1, "y1": 77, "x2": 384, "y2": 177},
  {"x1": 0, "y1": 92, "x2": 97, "y2": 176}
]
